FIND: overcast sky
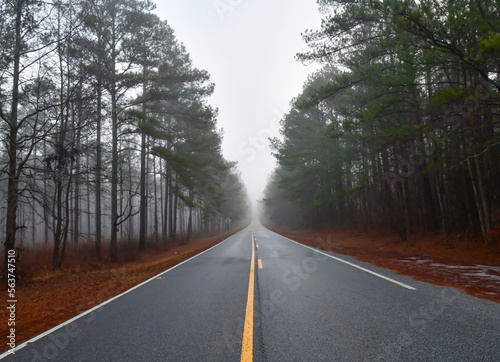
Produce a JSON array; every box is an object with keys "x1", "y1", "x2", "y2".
[{"x1": 152, "y1": 1, "x2": 322, "y2": 206}]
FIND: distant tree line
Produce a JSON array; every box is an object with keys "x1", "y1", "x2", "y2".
[
  {"x1": 263, "y1": 0, "x2": 499, "y2": 243},
  {"x1": 0, "y1": 0, "x2": 250, "y2": 282}
]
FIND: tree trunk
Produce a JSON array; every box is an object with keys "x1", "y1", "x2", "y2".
[
  {"x1": 474, "y1": 154, "x2": 493, "y2": 241},
  {"x1": 109, "y1": 15, "x2": 118, "y2": 261},
  {"x1": 153, "y1": 153, "x2": 159, "y2": 243},
  {"x1": 162, "y1": 159, "x2": 169, "y2": 241},
  {"x1": 110, "y1": 86, "x2": 119, "y2": 260},
  {"x1": 467, "y1": 155, "x2": 488, "y2": 242},
  {"x1": 73, "y1": 87, "x2": 82, "y2": 245},
  {"x1": 44, "y1": 139, "x2": 50, "y2": 244},
  {"x1": 138, "y1": 66, "x2": 148, "y2": 251},
  {"x1": 435, "y1": 174, "x2": 448, "y2": 244},
  {"x1": 172, "y1": 174, "x2": 178, "y2": 242},
  {"x1": 3, "y1": 0, "x2": 22, "y2": 286},
  {"x1": 128, "y1": 148, "x2": 134, "y2": 242},
  {"x1": 31, "y1": 177, "x2": 36, "y2": 248},
  {"x1": 168, "y1": 167, "x2": 173, "y2": 241},
  {"x1": 56, "y1": 171, "x2": 73, "y2": 269},
  {"x1": 160, "y1": 158, "x2": 164, "y2": 240},
  {"x1": 52, "y1": 170, "x2": 64, "y2": 269},
  {"x1": 86, "y1": 148, "x2": 91, "y2": 241},
  {"x1": 95, "y1": 76, "x2": 102, "y2": 259}
]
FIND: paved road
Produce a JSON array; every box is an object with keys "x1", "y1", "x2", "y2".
[{"x1": 3, "y1": 222, "x2": 500, "y2": 361}]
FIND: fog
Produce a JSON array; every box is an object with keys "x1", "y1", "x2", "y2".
[{"x1": 153, "y1": 1, "x2": 322, "y2": 206}]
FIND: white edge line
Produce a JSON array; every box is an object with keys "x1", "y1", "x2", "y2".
[
  {"x1": 0, "y1": 233, "x2": 237, "y2": 359},
  {"x1": 266, "y1": 229, "x2": 417, "y2": 291}
]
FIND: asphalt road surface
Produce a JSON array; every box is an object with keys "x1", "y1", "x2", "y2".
[{"x1": 3, "y1": 222, "x2": 500, "y2": 361}]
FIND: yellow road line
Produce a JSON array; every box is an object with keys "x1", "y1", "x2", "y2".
[
  {"x1": 258, "y1": 259, "x2": 262, "y2": 269},
  {"x1": 241, "y1": 229, "x2": 255, "y2": 362}
]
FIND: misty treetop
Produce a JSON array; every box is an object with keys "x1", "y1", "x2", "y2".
[
  {"x1": 264, "y1": 0, "x2": 499, "y2": 243},
  {"x1": 0, "y1": 0, "x2": 250, "y2": 282}
]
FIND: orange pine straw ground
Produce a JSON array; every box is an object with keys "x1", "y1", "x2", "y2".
[
  {"x1": 0, "y1": 233, "x2": 235, "y2": 352},
  {"x1": 269, "y1": 225, "x2": 500, "y2": 303}
]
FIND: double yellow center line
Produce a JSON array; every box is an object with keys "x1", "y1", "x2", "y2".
[{"x1": 241, "y1": 229, "x2": 256, "y2": 361}]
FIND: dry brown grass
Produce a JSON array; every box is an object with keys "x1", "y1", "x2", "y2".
[
  {"x1": 15, "y1": 233, "x2": 213, "y2": 282},
  {"x1": 270, "y1": 224, "x2": 500, "y2": 265}
]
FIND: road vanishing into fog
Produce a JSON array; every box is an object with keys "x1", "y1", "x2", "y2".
[{"x1": 3, "y1": 222, "x2": 500, "y2": 361}]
